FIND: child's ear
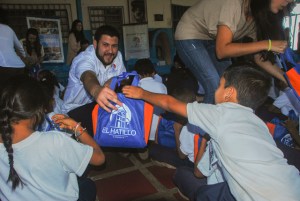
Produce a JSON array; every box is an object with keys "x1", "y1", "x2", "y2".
[{"x1": 225, "y1": 87, "x2": 238, "y2": 103}]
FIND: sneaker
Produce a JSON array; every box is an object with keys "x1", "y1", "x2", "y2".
[{"x1": 152, "y1": 159, "x2": 176, "y2": 169}]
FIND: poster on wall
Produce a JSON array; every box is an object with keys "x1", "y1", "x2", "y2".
[
  {"x1": 27, "y1": 17, "x2": 64, "y2": 63},
  {"x1": 123, "y1": 24, "x2": 150, "y2": 60}
]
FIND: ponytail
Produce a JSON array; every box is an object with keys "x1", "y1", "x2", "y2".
[
  {"x1": 0, "y1": 75, "x2": 47, "y2": 190},
  {"x1": 0, "y1": 108, "x2": 24, "y2": 190}
]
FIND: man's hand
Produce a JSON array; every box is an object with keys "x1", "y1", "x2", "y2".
[
  {"x1": 81, "y1": 71, "x2": 122, "y2": 113},
  {"x1": 93, "y1": 85, "x2": 122, "y2": 112}
]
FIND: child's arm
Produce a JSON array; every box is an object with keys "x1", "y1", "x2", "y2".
[
  {"x1": 173, "y1": 122, "x2": 186, "y2": 159},
  {"x1": 194, "y1": 137, "x2": 208, "y2": 178},
  {"x1": 52, "y1": 114, "x2": 105, "y2": 166},
  {"x1": 123, "y1": 86, "x2": 187, "y2": 118}
]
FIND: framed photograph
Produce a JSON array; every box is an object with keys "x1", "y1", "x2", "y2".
[
  {"x1": 123, "y1": 24, "x2": 150, "y2": 60},
  {"x1": 128, "y1": 0, "x2": 147, "y2": 24},
  {"x1": 27, "y1": 17, "x2": 64, "y2": 63}
]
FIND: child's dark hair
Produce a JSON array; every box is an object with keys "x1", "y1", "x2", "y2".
[
  {"x1": 170, "y1": 87, "x2": 196, "y2": 125},
  {"x1": 38, "y1": 69, "x2": 59, "y2": 88},
  {"x1": 38, "y1": 70, "x2": 58, "y2": 113},
  {"x1": 171, "y1": 87, "x2": 196, "y2": 103},
  {"x1": 0, "y1": 75, "x2": 47, "y2": 190},
  {"x1": 223, "y1": 63, "x2": 271, "y2": 110},
  {"x1": 134, "y1": 58, "x2": 155, "y2": 77},
  {"x1": 94, "y1": 25, "x2": 120, "y2": 42}
]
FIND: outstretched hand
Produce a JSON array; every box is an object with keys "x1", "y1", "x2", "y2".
[
  {"x1": 122, "y1": 86, "x2": 144, "y2": 99},
  {"x1": 94, "y1": 86, "x2": 123, "y2": 112}
]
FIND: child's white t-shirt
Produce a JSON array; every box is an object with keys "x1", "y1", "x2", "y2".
[
  {"x1": 139, "y1": 77, "x2": 167, "y2": 141},
  {"x1": 187, "y1": 102, "x2": 300, "y2": 201},
  {"x1": 0, "y1": 131, "x2": 93, "y2": 201}
]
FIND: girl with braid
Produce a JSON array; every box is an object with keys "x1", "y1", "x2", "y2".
[{"x1": 0, "y1": 75, "x2": 105, "y2": 201}]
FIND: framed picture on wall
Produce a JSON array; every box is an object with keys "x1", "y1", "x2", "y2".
[
  {"x1": 128, "y1": 0, "x2": 147, "y2": 24},
  {"x1": 27, "y1": 17, "x2": 64, "y2": 63},
  {"x1": 123, "y1": 24, "x2": 150, "y2": 60}
]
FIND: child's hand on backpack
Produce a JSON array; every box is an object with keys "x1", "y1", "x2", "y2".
[
  {"x1": 122, "y1": 86, "x2": 143, "y2": 99},
  {"x1": 52, "y1": 114, "x2": 78, "y2": 131}
]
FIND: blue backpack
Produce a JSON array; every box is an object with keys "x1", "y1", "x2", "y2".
[
  {"x1": 156, "y1": 112, "x2": 177, "y2": 148},
  {"x1": 92, "y1": 71, "x2": 154, "y2": 148}
]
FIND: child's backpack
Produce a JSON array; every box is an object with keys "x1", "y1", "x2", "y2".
[
  {"x1": 92, "y1": 71, "x2": 154, "y2": 148},
  {"x1": 155, "y1": 112, "x2": 177, "y2": 148},
  {"x1": 266, "y1": 110, "x2": 298, "y2": 148},
  {"x1": 155, "y1": 113, "x2": 204, "y2": 160},
  {"x1": 279, "y1": 48, "x2": 300, "y2": 113}
]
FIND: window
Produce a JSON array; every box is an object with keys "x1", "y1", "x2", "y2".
[
  {"x1": 171, "y1": 4, "x2": 189, "y2": 34},
  {"x1": 283, "y1": 3, "x2": 300, "y2": 50},
  {"x1": 0, "y1": 4, "x2": 71, "y2": 43},
  {"x1": 88, "y1": 6, "x2": 124, "y2": 37}
]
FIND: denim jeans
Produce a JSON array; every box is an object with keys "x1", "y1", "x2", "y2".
[
  {"x1": 175, "y1": 40, "x2": 231, "y2": 103},
  {"x1": 173, "y1": 166, "x2": 207, "y2": 200},
  {"x1": 173, "y1": 167, "x2": 236, "y2": 201}
]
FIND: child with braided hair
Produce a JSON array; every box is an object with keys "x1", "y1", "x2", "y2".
[{"x1": 0, "y1": 75, "x2": 105, "y2": 201}]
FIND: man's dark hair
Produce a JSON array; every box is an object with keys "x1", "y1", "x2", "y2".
[
  {"x1": 94, "y1": 25, "x2": 120, "y2": 42},
  {"x1": 223, "y1": 63, "x2": 271, "y2": 110},
  {"x1": 134, "y1": 58, "x2": 155, "y2": 77}
]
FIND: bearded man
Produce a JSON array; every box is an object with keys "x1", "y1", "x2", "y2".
[{"x1": 62, "y1": 25, "x2": 126, "y2": 135}]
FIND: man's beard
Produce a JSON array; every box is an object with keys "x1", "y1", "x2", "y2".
[{"x1": 95, "y1": 44, "x2": 116, "y2": 66}]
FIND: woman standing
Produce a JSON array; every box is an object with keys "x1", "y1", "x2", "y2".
[
  {"x1": 175, "y1": 0, "x2": 293, "y2": 103},
  {"x1": 20, "y1": 28, "x2": 45, "y2": 78},
  {"x1": 67, "y1": 19, "x2": 86, "y2": 65}
]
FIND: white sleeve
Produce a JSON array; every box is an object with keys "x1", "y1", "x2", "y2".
[
  {"x1": 187, "y1": 102, "x2": 222, "y2": 139},
  {"x1": 14, "y1": 34, "x2": 26, "y2": 57},
  {"x1": 52, "y1": 132, "x2": 93, "y2": 176}
]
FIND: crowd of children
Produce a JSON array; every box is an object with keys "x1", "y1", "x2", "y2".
[
  {"x1": 1, "y1": 2, "x2": 300, "y2": 199},
  {"x1": 1, "y1": 50, "x2": 300, "y2": 201}
]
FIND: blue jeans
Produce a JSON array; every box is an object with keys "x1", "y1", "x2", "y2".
[
  {"x1": 173, "y1": 166, "x2": 207, "y2": 200},
  {"x1": 173, "y1": 167, "x2": 236, "y2": 201},
  {"x1": 175, "y1": 40, "x2": 231, "y2": 103}
]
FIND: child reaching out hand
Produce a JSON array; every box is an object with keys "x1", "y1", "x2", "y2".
[{"x1": 122, "y1": 63, "x2": 300, "y2": 201}]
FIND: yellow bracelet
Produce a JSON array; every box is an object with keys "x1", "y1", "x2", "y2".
[{"x1": 268, "y1": 39, "x2": 272, "y2": 51}]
